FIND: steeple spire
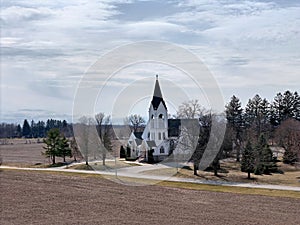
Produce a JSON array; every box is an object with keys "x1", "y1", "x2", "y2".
[{"x1": 151, "y1": 75, "x2": 167, "y2": 110}]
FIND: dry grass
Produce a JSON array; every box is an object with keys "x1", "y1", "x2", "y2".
[
  {"x1": 159, "y1": 181, "x2": 300, "y2": 199},
  {"x1": 141, "y1": 161, "x2": 300, "y2": 187},
  {"x1": 67, "y1": 160, "x2": 141, "y2": 171}
]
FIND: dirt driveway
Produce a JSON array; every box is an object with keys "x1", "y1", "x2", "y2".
[{"x1": 1, "y1": 170, "x2": 299, "y2": 225}]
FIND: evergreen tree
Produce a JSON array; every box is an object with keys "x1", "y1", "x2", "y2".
[
  {"x1": 254, "y1": 135, "x2": 277, "y2": 175},
  {"x1": 225, "y1": 95, "x2": 244, "y2": 162},
  {"x1": 31, "y1": 120, "x2": 38, "y2": 138},
  {"x1": 16, "y1": 124, "x2": 22, "y2": 138},
  {"x1": 57, "y1": 135, "x2": 71, "y2": 163},
  {"x1": 43, "y1": 128, "x2": 60, "y2": 164},
  {"x1": 43, "y1": 128, "x2": 70, "y2": 164},
  {"x1": 245, "y1": 95, "x2": 270, "y2": 140},
  {"x1": 241, "y1": 141, "x2": 255, "y2": 179},
  {"x1": 37, "y1": 121, "x2": 46, "y2": 138},
  {"x1": 292, "y1": 91, "x2": 300, "y2": 121},
  {"x1": 260, "y1": 144, "x2": 277, "y2": 174},
  {"x1": 272, "y1": 90, "x2": 300, "y2": 125},
  {"x1": 22, "y1": 119, "x2": 32, "y2": 138}
]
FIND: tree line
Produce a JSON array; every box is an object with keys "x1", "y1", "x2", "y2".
[
  {"x1": 0, "y1": 119, "x2": 73, "y2": 139},
  {"x1": 224, "y1": 90, "x2": 299, "y2": 178},
  {"x1": 175, "y1": 90, "x2": 299, "y2": 178}
]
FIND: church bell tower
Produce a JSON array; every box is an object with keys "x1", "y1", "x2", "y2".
[{"x1": 147, "y1": 75, "x2": 168, "y2": 146}]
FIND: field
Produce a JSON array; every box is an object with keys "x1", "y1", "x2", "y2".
[
  {"x1": 1, "y1": 169, "x2": 300, "y2": 225},
  {"x1": 0, "y1": 139, "x2": 50, "y2": 166},
  {"x1": 1, "y1": 138, "x2": 300, "y2": 187},
  {"x1": 0, "y1": 138, "x2": 123, "y2": 166},
  {"x1": 1, "y1": 139, "x2": 300, "y2": 224}
]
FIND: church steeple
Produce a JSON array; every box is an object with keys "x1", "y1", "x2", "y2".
[{"x1": 151, "y1": 75, "x2": 167, "y2": 110}]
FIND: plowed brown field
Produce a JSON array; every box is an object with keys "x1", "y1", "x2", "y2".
[{"x1": 1, "y1": 170, "x2": 299, "y2": 225}]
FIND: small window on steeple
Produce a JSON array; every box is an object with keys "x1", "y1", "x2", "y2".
[
  {"x1": 151, "y1": 114, "x2": 154, "y2": 119},
  {"x1": 159, "y1": 114, "x2": 164, "y2": 119}
]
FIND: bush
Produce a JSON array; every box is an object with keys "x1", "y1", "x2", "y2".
[{"x1": 120, "y1": 146, "x2": 126, "y2": 158}]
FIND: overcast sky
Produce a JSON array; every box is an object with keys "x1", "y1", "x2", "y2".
[{"x1": 1, "y1": 0, "x2": 299, "y2": 124}]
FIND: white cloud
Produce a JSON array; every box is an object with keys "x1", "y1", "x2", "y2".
[
  {"x1": 123, "y1": 21, "x2": 186, "y2": 38},
  {"x1": 1, "y1": 6, "x2": 54, "y2": 24},
  {"x1": 1, "y1": 0, "x2": 299, "y2": 122}
]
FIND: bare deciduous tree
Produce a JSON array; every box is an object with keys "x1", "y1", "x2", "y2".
[
  {"x1": 70, "y1": 137, "x2": 82, "y2": 162},
  {"x1": 95, "y1": 113, "x2": 112, "y2": 166},
  {"x1": 77, "y1": 116, "x2": 95, "y2": 165},
  {"x1": 275, "y1": 118, "x2": 300, "y2": 164},
  {"x1": 177, "y1": 100, "x2": 205, "y2": 119},
  {"x1": 126, "y1": 114, "x2": 146, "y2": 132}
]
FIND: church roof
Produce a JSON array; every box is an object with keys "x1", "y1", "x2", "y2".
[
  {"x1": 151, "y1": 75, "x2": 167, "y2": 110},
  {"x1": 135, "y1": 138, "x2": 143, "y2": 146},
  {"x1": 133, "y1": 132, "x2": 143, "y2": 139},
  {"x1": 146, "y1": 140, "x2": 157, "y2": 148}
]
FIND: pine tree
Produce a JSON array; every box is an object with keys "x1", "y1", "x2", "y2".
[
  {"x1": 261, "y1": 145, "x2": 277, "y2": 174},
  {"x1": 225, "y1": 95, "x2": 244, "y2": 162},
  {"x1": 43, "y1": 128, "x2": 71, "y2": 164},
  {"x1": 241, "y1": 141, "x2": 255, "y2": 179},
  {"x1": 43, "y1": 128, "x2": 60, "y2": 164},
  {"x1": 58, "y1": 135, "x2": 71, "y2": 163},
  {"x1": 245, "y1": 95, "x2": 270, "y2": 140},
  {"x1": 16, "y1": 124, "x2": 22, "y2": 138},
  {"x1": 254, "y1": 135, "x2": 277, "y2": 174},
  {"x1": 272, "y1": 90, "x2": 300, "y2": 125},
  {"x1": 22, "y1": 119, "x2": 32, "y2": 138}
]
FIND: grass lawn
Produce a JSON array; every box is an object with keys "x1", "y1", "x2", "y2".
[{"x1": 140, "y1": 160, "x2": 300, "y2": 187}]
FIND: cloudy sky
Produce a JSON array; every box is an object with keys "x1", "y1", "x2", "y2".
[{"x1": 1, "y1": 0, "x2": 299, "y2": 124}]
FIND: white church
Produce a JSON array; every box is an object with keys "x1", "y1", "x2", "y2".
[{"x1": 127, "y1": 75, "x2": 188, "y2": 163}]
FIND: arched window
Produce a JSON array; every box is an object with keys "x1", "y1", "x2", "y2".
[
  {"x1": 151, "y1": 114, "x2": 154, "y2": 119},
  {"x1": 163, "y1": 132, "x2": 166, "y2": 140},
  {"x1": 159, "y1": 114, "x2": 164, "y2": 119},
  {"x1": 160, "y1": 146, "x2": 165, "y2": 154},
  {"x1": 158, "y1": 132, "x2": 161, "y2": 140},
  {"x1": 151, "y1": 132, "x2": 155, "y2": 140}
]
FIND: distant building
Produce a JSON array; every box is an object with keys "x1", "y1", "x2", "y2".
[{"x1": 127, "y1": 75, "x2": 198, "y2": 162}]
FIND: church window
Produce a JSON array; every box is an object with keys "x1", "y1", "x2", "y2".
[
  {"x1": 159, "y1": 114, "x2": 164, "y2": 119},
  {"x1": 158, "y1": 132, "x2": 161, "y2": 140},
  {"x1": 151, "y1": 132, "x2": 155, "y2": 140},
  {"x1": 151, "y1": 114, "x2": 154, "y2": 119},
  {"x1": 147, "y1": 132, "x2": 150, "y2": 138},
  {"x1": 160, "y1": 146, "x2": 165, "y2": 154},
  {"x1": 163, "y1": 132, "x2": 166, "y2": 140}
]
